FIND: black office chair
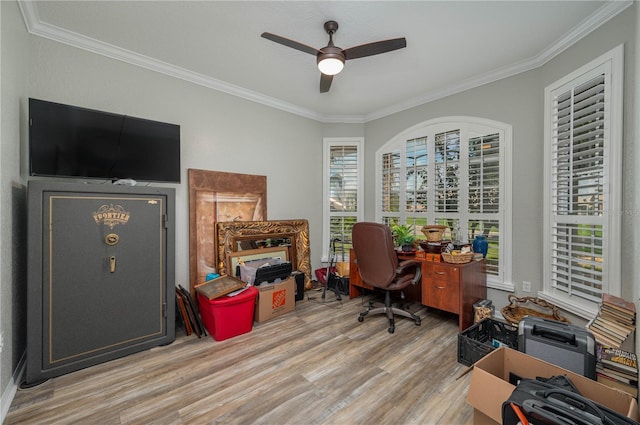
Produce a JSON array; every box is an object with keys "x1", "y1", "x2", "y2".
[{"x1": 352, "y1": 222, "x2": 422, "y2": 333}]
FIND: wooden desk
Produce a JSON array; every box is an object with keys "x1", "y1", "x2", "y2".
[{"x1": 349, "y1": 250, "x2": 486, "y2": 331}]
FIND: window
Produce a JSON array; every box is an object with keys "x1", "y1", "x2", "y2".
[
  {"x1": 542, "y1": 45, "x2": 623, "y2": 318},
  {"x1": 322, "y1": 137, "x2": 363, "y2": 261},
  {"x1": 376, "y1": 118, "x2": 512, "y2": 290}
]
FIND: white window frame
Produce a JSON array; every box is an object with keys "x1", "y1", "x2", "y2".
[
  {"x1": 541, "y1": 45, "x2": 623, "y2": 319},
  {"x1": 322, "y1": 137, "x2": 364, "y2": 262},
  {"x1": 375, "y1": 117, "x2": 513, "y2": 291}
]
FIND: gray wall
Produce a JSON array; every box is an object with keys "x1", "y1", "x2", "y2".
[
  {"x1": 540, "y1": 6, "x2": 638, "y2": 310},
  {"x1": 0, "y1": 0, "x2": 638, "y2": 411},
  {"x1": 364, "y1": 7, "x2": 637, "y2": 316},
  {"x1": 1, "y1": 0, "x2": 28, "y2": 408},
  {"x1": 2, "y1": 1, "x2": 328, "y2": 401},
  {"x1": 365, "y1": 69, "x2": 542, "y2": 312},
  {"x1": 26, "y1": 35, "x2": 327, "y2": 293}
]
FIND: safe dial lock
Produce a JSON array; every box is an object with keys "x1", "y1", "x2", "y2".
[{"x1": 105, "y1": 233, "x2": 119, "y2": 246}]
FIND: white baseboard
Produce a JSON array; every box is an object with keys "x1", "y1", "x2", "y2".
[{"x1": 1, "y1": 354, "x2": 25, "y2": 423}]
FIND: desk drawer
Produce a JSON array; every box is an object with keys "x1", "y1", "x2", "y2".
[
  {"x1": 423, "y1": 278, "x2": 460, "y2": 314},
  {"x1": 427, "y1": 263, "x2": 460, "y2": 284}
]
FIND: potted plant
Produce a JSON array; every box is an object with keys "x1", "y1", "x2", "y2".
[{"x1": 391, "y1": 224, "x2": 416, "y2": 252}]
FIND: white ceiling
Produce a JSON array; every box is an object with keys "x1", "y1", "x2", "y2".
[{"x1": 20, "y1": 1, "x2": 631, "y2": 123}]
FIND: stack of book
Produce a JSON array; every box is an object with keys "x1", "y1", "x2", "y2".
[
  {"x1": 587, "y1": 294, "x2": 636, "y2": 348},
  {"x1": 596, "y1": 345, "x2": 638, "y2": 397}
]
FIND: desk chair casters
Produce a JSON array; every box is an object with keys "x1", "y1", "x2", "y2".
[
  {"x1": 358, "y1": 291, "x2": 421, "y2": 333},
  {"x1": 352, "y1": 222, "x2": 422, "y2": 334}
]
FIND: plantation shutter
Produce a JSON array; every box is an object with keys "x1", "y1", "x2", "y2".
[
  {"x1": 329, "y1": 145, "x2": 359, "y2": 248},
  {"x1": 434, "y1": 130, "x2": 460, "y2": 213},
  {"x1": 468, "y1": 133, "x2": 501, "y2": 276},
  {"x1": 549, "y1": 73, "x2": 606, "y2": 303},
  {"x1": 381, "y1": 150, "x2": 401, "y2": 225},
  {"x1": 405, "y1": 137, "x2": 428, "y2": 213},
  {"x1": 468, "y1": 133, "x2": 500, "y2": 214}
]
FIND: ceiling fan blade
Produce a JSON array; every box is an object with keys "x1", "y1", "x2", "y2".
[
  {"x1": 261, "y1": 32, "x2": 320, "y2": 56},
  {"x1": 343, "y1": 37, "x2": 407, "y2": 60},
  {"x1": 320, "y1": 73, "x2": 333, "y2": 93}
]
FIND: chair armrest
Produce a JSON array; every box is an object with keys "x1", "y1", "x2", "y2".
[
  {"x1": 397, "y1": 259, "x2": 420, "y2": 272},
  {"x1": 396, "y1": 260, "x2": 422, "y2": 285}
]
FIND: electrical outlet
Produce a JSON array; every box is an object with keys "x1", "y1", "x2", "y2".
[{"x1": 522, "y1": 281, "x2": 531, "y2": 293}]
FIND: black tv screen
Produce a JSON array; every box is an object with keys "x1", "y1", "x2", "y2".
[{"x1": 29, "y1": 98, "x2": 181, "y2": 183}]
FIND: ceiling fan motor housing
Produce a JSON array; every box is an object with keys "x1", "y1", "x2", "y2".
[{"x1": 317, "y1": 45, "x2": 345, "y2": 65}]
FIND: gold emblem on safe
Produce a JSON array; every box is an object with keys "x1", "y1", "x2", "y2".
[{"x1": 93, "y1": 204, "x2": 131, "y2": 229}]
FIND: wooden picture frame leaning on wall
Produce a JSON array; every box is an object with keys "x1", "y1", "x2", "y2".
[
  {"x1": 194, "y1": 275, "x2": 247, "y2": 300},
  {"x1": 188, "y1": 168, "x2": 267, "y2": 299}
]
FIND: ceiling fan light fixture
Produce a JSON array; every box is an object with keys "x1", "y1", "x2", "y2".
[
  {"x1": 317, "y1": 57, "x2": 344, "y2": 75},
  {"x1": 262, "y1": 20, "x2": 406, "y2": 92}
]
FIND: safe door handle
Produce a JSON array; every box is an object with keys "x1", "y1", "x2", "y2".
[{"x1": 109, "y1": 256, "x2": 116, "y2": 273}]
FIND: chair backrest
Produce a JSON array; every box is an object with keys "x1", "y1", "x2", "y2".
[{"x1": 351, "y1": 222, "x2": 399, "y2": 289}]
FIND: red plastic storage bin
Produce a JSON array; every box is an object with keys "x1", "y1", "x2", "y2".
[{"x1": 197, "y1": 286, "x2": 258, "y2": 341}]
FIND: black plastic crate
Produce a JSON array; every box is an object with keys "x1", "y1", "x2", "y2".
[{"x1": 458, "y1": 318, "x2": 518, "y2": 366}]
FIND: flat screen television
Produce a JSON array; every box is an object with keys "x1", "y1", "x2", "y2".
[{"x1": 29, "y1": 98, "x2": 181, "y2": 183}]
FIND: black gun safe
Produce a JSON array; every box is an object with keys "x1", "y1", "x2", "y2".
[{"x1": 26, "y1": 181, "x2": 175, "y2": 385}]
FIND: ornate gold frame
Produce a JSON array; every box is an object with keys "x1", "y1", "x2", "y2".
[{"x1": 216, "y1": 220, "x2": 311, "y2": 289}]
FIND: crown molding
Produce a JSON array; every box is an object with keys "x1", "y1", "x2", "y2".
[
  {"x1": 535, "y1": 0, "x2": 633, "y2": 65},
  {"x1": 17, "y1": 1, "x2": 329, "y2": 122},
  {"x1": 18, "y1": 0, "x2": 632, "y2": 124},
  {"x1": 17, "y1": 0, "x2": 39, "y2": 31},
  {"x1": 365, "y1": 0, "x2": 633, "y2": 122}
]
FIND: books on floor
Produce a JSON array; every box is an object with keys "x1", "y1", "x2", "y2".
[
  {"x1": 587, "y1": 293, "x2": 635, "y2": 348},
  {"x1": 596, "y1": 345, "x2": 638, "y2": 397},
  {"x1": 588, "y1": 294, "x2": 638, "y2": 397}
]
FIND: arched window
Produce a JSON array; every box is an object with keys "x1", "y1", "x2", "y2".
[{"x1": 376, "y1": 117, "x2": 513, "y2": 290}]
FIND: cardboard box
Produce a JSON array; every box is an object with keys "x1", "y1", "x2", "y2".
[
  {"x1": 467, "y1": 347, "x2": 639, "y2": 424},
  {"x1": 254, "y1": 277, "x2": 295, "y2": 322}
]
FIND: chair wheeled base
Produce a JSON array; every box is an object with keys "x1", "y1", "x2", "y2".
[{"x1": 358, "y1": 290, "x2": 421, "y2": 334}]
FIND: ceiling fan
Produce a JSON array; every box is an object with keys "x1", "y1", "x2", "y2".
[{"x1": 261, "y1": 20, "x2": 406, "y2": 93}]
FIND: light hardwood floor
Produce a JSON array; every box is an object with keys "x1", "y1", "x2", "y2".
[{"x1": 6, "y1": 290, "x2": 474, "y2": 425}]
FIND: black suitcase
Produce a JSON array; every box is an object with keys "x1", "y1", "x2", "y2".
[
  {"x1": 503, "y1": 378, "x2": 639, "y2": 425},
  {"x1": 519, "y1": 316, "x2": 597, "y2": 379}
]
